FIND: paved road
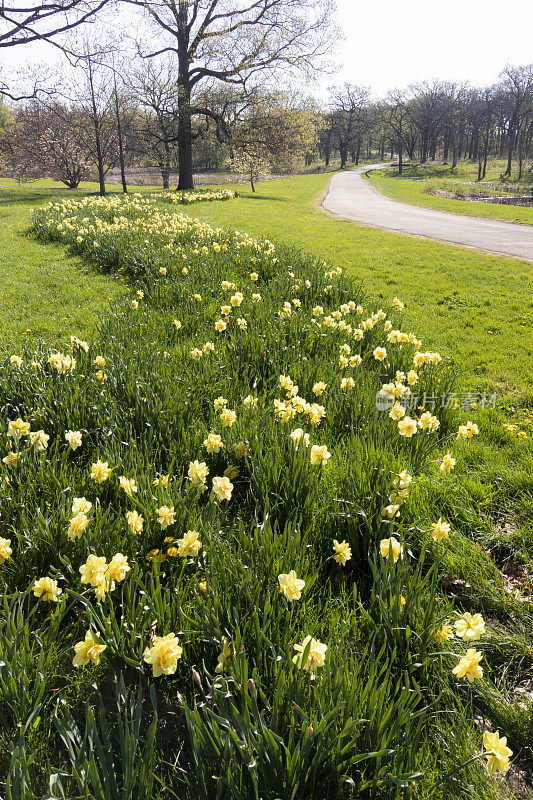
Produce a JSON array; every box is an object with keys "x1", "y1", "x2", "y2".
[{"x1": 321, "y1": 164, "x2": 533, "y2": 261}]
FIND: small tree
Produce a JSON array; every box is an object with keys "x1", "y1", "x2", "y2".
[
  {"x1": 41, "y1": 103, "x2": 92, "y2": 187},
  {"x1": 232, "y1": 148, "x2": 270, "y2": 192},
  {"x1": 231, "y1": 92, "x2": 318, "y2": 188}
]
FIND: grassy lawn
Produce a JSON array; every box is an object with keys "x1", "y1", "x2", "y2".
[
  {"x1": 0, "y1": 187, "x2": 131, "y2": 355},
  {"x1": 366, "y1": 160, "x2": 533, "y2": 225},
  {"x1": 1, "y1": 175, "x2": 532, "y2": 396}
]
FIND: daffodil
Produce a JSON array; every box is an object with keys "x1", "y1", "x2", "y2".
[
  {"x1": 440, "y1": 453, "x2": 456, "y2": 472},
  {"x1": 144, "y1": 633, "x2": 183, "y2": 677},
  {"x1": 333, "y1": 539, "x2": 351, "y2": 566},
  {"x1": 483, "y1": 731, "x2": 512, "y2": 774},
  {"x1": 33, "y1": 577, "x2": 62, "y2": 602},
  {"x1": 430, "y1": 518, "x2": 450, "y2": 542},
  {"x1": 118, "y1": 476, "x2": 138, "y2": 496},
  {"x1": 452, "y1": 648, "x2": 483, "y2": 682},
  {"x1": 90, "y1": 459, "x2": 112, "y2": 482},
  {"x1": 212, "y1": 476, "x2": 233, "y2": 501},
  {"x1": 30, "y1": 430, "x2": 50, "y2": 450},
  {"x1": 204, "y1": 433, "x2": 223, "y2": 454},
  {"x1": 292, "y1": 636, "x2": 327, "y2": 672},
  {"x1": 278, "y1": 570, "x2": 305, "y2": 601},
  {"x1": 157, "y1": 505, "x2": 175, "y2": 529},
  {"x1": 67, "y1": 512, "x2": 90, "y2": 540},
  {"x1": 380, "y1": 537, "x2": 403, "y2": 563},
  {"x1": 310, "y1": 444, "x2": 331, "y2": 465},
  {"x1": 177, "y1": 530, "x2": 202, "y2": 557},
  {"x1": 7, "y1": 418, "x2": 31, "y2": 441},
  {"x1": 73, "y1": 630, "x2": 106, "y2": 667},
  {"x1": 126, "y1": 509, "x2": 144, "y2": 533},
  {"x1": 398, "y1": 417, "x2": 418, "y2": 437},
  {"x1": 0, "y1": 538, "x2": 13, "y2": 563},
  {"x1": 454, "y1": 612, "x2": 485, "y2": 641}
]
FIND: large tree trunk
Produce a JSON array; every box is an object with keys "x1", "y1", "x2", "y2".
[
  {"x1": 421, "y1": 132, "x2": 428, "y2": 163},
  {"x1": 398, "y1": 140, "x2": 403, "y2": 175},
  {"x1": 452, "y1": 144, "x2": 458, "y2": 170},
  {"x1": 517, "y1": 126, "x2": 524, "y2": 179},
  {"x1": 482, "y1": 131, "x2": 489, "y2": 180},
  {"x1": 339, "y1": 143, "x2": 348, "y2": 168},
  {"x1": 177, "y1": 0, "x2": 194, "y2": 190}
]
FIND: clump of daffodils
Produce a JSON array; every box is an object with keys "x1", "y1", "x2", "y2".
[{"x1": 79, "y1": 553, "x2": 130, "y2": 601}]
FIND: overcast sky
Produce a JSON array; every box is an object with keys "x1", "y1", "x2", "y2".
[
  {"x1": 1, "y1": 0, "x2": 532, "y2": 98},
  {"x1": 327, "y1": 0, "x2": 532, "y2": 96}
]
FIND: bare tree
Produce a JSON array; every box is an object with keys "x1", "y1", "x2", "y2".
[
  {"x1": 124, "y1": 0, "x2": 337, "y2": 189},
  {"x1": 0, "y1": 0, "x2": 111, "y2": 98},
  {"x1": 127, "y1": 60, "x2": 180, "y2": 188},
  {"x1": 327, "y1": 84, "x2": 372, "y2": 168},
  {"x1": 499, "y1": 64, "x2": 533, "y2": 178},
  {"x1": 0, "y1": 0, "x2": 109, "y2": 48},
  {"x1": 384, "y1": 89, "x2": 412, "y2": 173}
]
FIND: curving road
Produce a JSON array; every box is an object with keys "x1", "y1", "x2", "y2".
[{"x1": 321, "y1": 164, "x2": 533, "y2": 261}]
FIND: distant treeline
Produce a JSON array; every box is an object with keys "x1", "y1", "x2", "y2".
[{"x1": 0, "y1": 62, "x2": 531, "y2": 189}]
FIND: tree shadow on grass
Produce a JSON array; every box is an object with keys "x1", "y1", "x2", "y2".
[
  {"x1": 0, "y1": 188, "x2": 103, "y2": 207},
  {"x1": 243, "y1": 193, "x2": 289, "y2": 202}
]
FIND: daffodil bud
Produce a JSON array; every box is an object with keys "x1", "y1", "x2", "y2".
[{"x1": 192, "y1": 667, "x2": 202, "y2": 688}]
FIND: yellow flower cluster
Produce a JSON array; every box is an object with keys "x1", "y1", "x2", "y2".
[
  {"x1": 158, "y1": 189, "x2": 236, "y2": 204},
  {"x1": 79, "y1": 552, "x2": 130, "y2": 600}
]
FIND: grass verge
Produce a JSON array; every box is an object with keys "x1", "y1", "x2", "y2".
[{"x1": 366, "y1": 161, "x2": 533, "y2": 225}]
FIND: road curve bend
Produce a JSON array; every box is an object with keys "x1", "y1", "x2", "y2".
[{"x1": 321, "y1": 164, "x2": 533, "y2": 261}]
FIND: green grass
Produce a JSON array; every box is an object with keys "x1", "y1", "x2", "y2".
[
  {"x1": 0, "y1": 186, "x2": 532, "y2": 799},
  {"x1": 2, "y1": 175, "x2": 532, "y2": 396},
  {"x1": 366, "y1": 160, "x2": 533, "y2": 225},
  {"x1": 0, "y1": 187, "x2": 127, "y2": 355},
  {"x1": 2, "y1": 189, "x2": 532, "y2": 799}
]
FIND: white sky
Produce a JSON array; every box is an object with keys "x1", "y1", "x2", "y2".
[
  {"x1": 1, "y1": 0, "x2": 532, "y2": 99},
  {"x1": 326, "y1": 0, "x2": 533, "y2": 96}
]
